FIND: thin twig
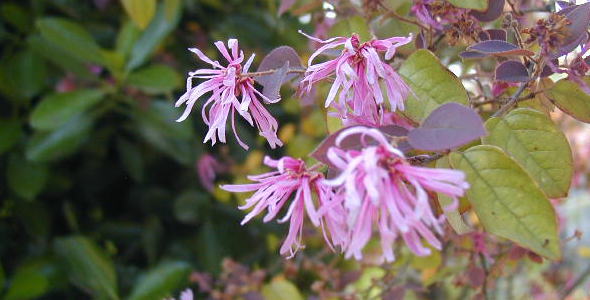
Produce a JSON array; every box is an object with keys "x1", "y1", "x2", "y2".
[
  {"x1": 379, "y1": 3, "x2": 430, "y2": 31},
  {"x1": 491, "y1": 82, "x2": 529, "y2": 117},
  {"x1": 240, "y1": 68, "x2": 305, "y2": 78},
  {"x1": 559, "y1": 264, "x2": 590, "y2": 298},
  {"x1": 479, "y1": 253, "x2": 490, "y2": 300},
  {"x1": 408, "y1": 153, "x2": 445, "y2": 165}
]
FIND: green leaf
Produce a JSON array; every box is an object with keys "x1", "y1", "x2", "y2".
[
  {"x1": 37, "y1": 17, "x2": 105, "y2": 65},
  {"x1": 127, "y1": 0, "x2": 182, "y2": 70},
  {"x1": 134, "y1": 100, "x2": 196, "y2": 165},
  {"x1": 262, "y1": 277, "x2": 304, "y2": 300},
  {"x1": 2, "y1": 48, "x2": 47, "y2": 100},
  {"x1": 7, "y1": 155, "x2": 48, "y2": 201},
  {"x1": 127, "y1": 261, "x2": 191, "y2": 300},
  {"x1": 435, "y1": 157, "x2": 472, "y2": 235},
  {"x1": 117, "y1": 139, "x2": 144, "y2": 182},
  {"x1": 116, "y1": 20, "x2": 141, "y2": 60},
  {"x1": 4, "y1": 265, "x2": 49, "y2": 300},
  {"x1": 26, "y1": 113, "x2": 94, "y2": 162},
  {"x1": 121, "y1": 0, "x2": 156, "y2": 30},
  {"x1": 449, "y1": 145, "x2": 561, "y2": 260},
  {"x1": 127, "y1": 64, "x2": 181, "y2": 94},
  {"x1": 448, "y1": 0, "x2": 488, "y2": 11},
  {"x1": 0, "y1": 263, "x2": 5, "y2": 294},
  {"x1": 28, "y1": 35, "x2": 95, "y2": 79},
  {"x1": 174, "y1": 190, "x2": 206, "y2": 224},
  {"x1": 549, "y1": 78, "x2": 590, "y2": 123},
  {"x1": 328, "y1": 15, "x2": 372, "y2": 42},
  {"x1": 483, "y1": 108, "x2": 573, "y2": 198},
  {"x1": 54, "y1": 236, "x2": 119, "y2": 299},
  {"x1": 30, "y1": 89, "x2": 105, "y2": 130},
  {"x1": 0, "y1": 119, "x2": 22, "y2": 155},
  {"x1": 399, "y1": 49, "x2": 469, "y2": 123}
]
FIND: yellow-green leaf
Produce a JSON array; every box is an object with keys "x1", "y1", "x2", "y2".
[
  {"x1": 262, "y1": 277, "x2": 303, "y2": 300},
  {"x1": 449, "y1": 0, "x2": 488, "y2": 11},
  {"x1": 121, "y1": 0, "x2": 156, "y2": 30},
  {"x1": 549, "y1": 78, "x2": 590, "y2": 123},
  {"x1": 436, "y1": 157, "x2": 472, "y2": 235},
  {"x1": 484, "y1": 108, "x2": 573, "y2": 198},
  {"x1": 399, "y1": 50, "x2": 468, "y2": 123},
  {"x1": 450, "y1": 145, "x2": 560, "y2": 260}
]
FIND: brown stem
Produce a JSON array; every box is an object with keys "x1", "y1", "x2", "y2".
[
  {"x1": 559, "y1": 264, "x2": 590, "y2": 298},
  {"x1": 379, "y1": 3, "x2": 430, "y2": 31},
  {"x1": 240, "y1": 68, "x2": 305, "y2": 78}
]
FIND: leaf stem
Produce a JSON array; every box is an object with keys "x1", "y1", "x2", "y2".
[{"x1": 240, "y1": 68, "x2": 305, "y2": 78}]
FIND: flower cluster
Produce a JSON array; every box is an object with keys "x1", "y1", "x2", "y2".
[
  {"x1": 411, "y1": 0, "x2": 482, "y2": 44},
  {"x1": 224, "y1": 127, "x2": 469, "y2": 261},
  {"x1": 299, "y1": 32, "x2": 413, "y2": 127},
  {"x1": 175, "y1": 39, "x2": 282, "y2": 150}
]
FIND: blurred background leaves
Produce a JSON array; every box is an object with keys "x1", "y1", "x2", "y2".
[{"x1": 0, "y1": 0, "x2": 311, "y2": 298}]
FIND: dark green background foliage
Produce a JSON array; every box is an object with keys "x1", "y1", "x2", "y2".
[{"x1": 0, "y1": 0, "x2": 308, "y2": 298}]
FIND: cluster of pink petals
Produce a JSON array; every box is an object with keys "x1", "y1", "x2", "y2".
[
  {"x1": 300, "y1": 32, "x2": 413, "y2": 126},
  {"x1": 549, "y1": 41, "x2": 590, "y2": 94},
  {"x1": 221, "y1": 156, "x2": 346, "y2": 258},
  {"x1": 175, "y1": 39, "x2": 282, "y2": 150},
  {"x1": 225, "y1": 127, "x2": 469, "y2": 261},
  {"x1": 411, "y1": 0, "x2": 443, "y2": 30},
  {"x1": 324, "y1": 127, "x2": 469, "y2": 261}
]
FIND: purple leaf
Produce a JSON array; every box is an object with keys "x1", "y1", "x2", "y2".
[
  {"x1": 408, "y1": 103, "x2": 486, "y2": 151},
  {"x1": 540, "y1": 60, "x2": 557, "y2": 77},
  {"x1": 479, "y1": 29, "x2": 507, "y2": 41},
  {"x1": 256, "y1": 45, "x2": 303, "y2": 83},
  {"x1": 459, "y1": 51, "x2": 489, "y2": 59},
  {"x1": 471, "y1": 0, "x2": 505, "y2": 22},
  {"x1": 468, "y1": 40, "x2": 535, "y2": 57},
  {"x1": 310, "y1": 125, "x2": 409, "y2": 168},
  {"x1": 495, "y1": 60, "x2": 530, "y2": 82},
  {"x1": 278, "y1": 0, "x2": 296, "y2": 16},
  {"x1": 552, "y1": 3, "x2": 590, "y2": 58},
  {"x1": 415, "y1": 31, "x2": 427, "y2": 49},
  {"x1": 557, "y1": 1, "x2": 574, "y2": 9},
  {"x1": 259, "y1": 61, "x2": 289, "y2": 100}
]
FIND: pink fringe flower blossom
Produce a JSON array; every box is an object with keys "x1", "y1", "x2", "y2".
[
  {"x1": 221, "y1": 156, "x2": 346, "y2": 258},
  {"x1": 325, "y1": 127, "x2": 469, "y2": 262},
  {"x1": 299, "y1": 32, "x2": 412, "y2": 124},
  {"x1": 175, "y1": 39, "x2": 283, "y2": 150},
  {"x1": 196, "y1": 154, "x2": 226, "y2": 192}
]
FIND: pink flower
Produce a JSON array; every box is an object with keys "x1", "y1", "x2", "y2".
[
  {"x1": 299, "y1": 32, "x2": 412, "y2": 124},
  {"x1": 411, "y1": 0, "x2": 443, "y2": 30},
  {"x1": 196, "y1": 154, "x2": 225, "y2": 192},
  {"x1": 221, "y1": 156, "x2": 346, "y2": 257},
  {"x1": 175, "y1": 39, "x2": 283, "y2": 150},
  {"x1": 325, "y1": 127, "x2": 469, "y2": 262}
]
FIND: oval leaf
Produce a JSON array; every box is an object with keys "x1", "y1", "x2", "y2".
[
  {"x1": 468, "y1": 40, "x2": 534, "y2": 57},
  {"x1": 30, "y1": 89, "x2": 105, "y2": 130},
  {"x1": 262, "y1": 277, "x2": 303, "y2": 300},
  {"x1": 449, "y1": 0, "x2": 488, "y2": 11},
  {"x1": 495, "y1": 60, "x2": 530, "y2": 83},
  {"x1": 0, "y1": 119, "x2": 22, "y2": 154},
  {"x1": 549, "y1": 78, "x2": 590, "y2": 123},
  {"x1": 128, "y1": 261, "x2": 191, "y2": 300},
  {"x1": 127, "y1": 64, "x2": 181, "y2": 94},
  {"x1": 53, "y1": 236, "x2": 118, "y2": 299},
  {"x1": 127, "y1": 0, "x2": 182, "y2": 71},
  {"x1": 399, "y1": 49, "x2": 469, "y2": 122},
  {"x1": 408, "y1": 103, "x2": 485, "y2": 151},
  {"x1": 121, "y1": 0, "x2": 156, "y2": 30},
  {"x1": 36, "y1": 18, "x2": 105, "y2": 65},
  {"x1": 471, "y1": 0, "x2": 504, "y2": 21},
  {"x1": 7, "y1": 155, "x2": 48, "y2": 201},
  {"x1": 256, "y1": 45, "x2": 303, "y2": 82},
  {"x1": 450, "y1": 145, "x2": 561, "y2": 260},
  {"x1": 26, "y1": 114, "x2": 94, "y2": 162},
  {"x1": 483, "y1": 108, "x2": 573, "y2": 198}
]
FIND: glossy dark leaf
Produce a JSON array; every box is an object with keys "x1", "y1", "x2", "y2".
[
  {"x1": 471, "y1": 0, "x2": 505, "y2": 21},
  {"x1": 7, "y1": 155, "x2": 48, "y2": 201},
  {"x1": 30, "y1": 89, "x2": 105, "y2": 130},
  {"x1": 468, "y1": 40, "x2": 534, "y2": 57},
  {"x1": 54, "y1": 236, "x2": 118, "y2": 299},
  {"x1": 0, "y1": 119, "x2": 22, "y2": 154},
  {"x1": 495, "y1": 60, "x2": 530, "y2": 82},
  {"x1": 126, "y1": 0, "x2": 182, "y2": 70},
  {"x1": 127, "y1": 64, "x2": 181, "y2": 94},
  {"x1": 127, "y1": 261, "x2": 191, "y2": 300},
  {"x1": 408, "y1": 103, "x2": 486, "y2": 151}
]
